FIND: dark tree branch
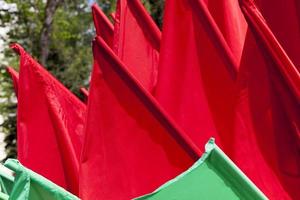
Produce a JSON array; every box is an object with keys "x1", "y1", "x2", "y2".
[{"x1": 39, "y1": 0, "x2": 62, "y2": 66}]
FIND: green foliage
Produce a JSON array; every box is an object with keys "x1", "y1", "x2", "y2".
[
  {"x1": 0, "y1": 0, "x2": 93, "y2": 161},
  {"x1": 95, "y1": 0, "x2": 164, "y2": 27},
  {"x1": 147, "y1": 0, "x2": 164, "y2": 27},
  {"x1": 0, "y1": 67, "x2": 17, "y2": 160},
  {"x1": 96, "y1": 0, "x2": 117, "y2": 14},
  {"x1": 47, "y1": 2, "x2": 93, "y2": 94}
]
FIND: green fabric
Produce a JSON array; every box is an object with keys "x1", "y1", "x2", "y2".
[
  {"x1": 0, "y1": 192, "x2": 9, "y2": 200},
  {"x1": 4, "y1": 159, "x2": 79, "y2": 200},
  {"x1": 135, "y1": 138, "x2": 267, "y2": 200},
  {"x1": 0, "y1": 168, "x2": 14, "y2": 195}
]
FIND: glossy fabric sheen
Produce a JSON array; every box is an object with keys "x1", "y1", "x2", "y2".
[
  {"x1": 79, "y1": 36, "x2": 200, "y2": 200},
  {"x1": 113, "y1": 0, "x2": 161, "y2": 92},
  {"x1": 4, "y1": 159, "x2": 79, "y2": 200},
  {"x1": 12, "y1": 44, "x2": 86, "y2": 195},
  {"x1": 204, "y1": 0, "x2": 247, "y2": 64},
  {"x1": 135, "y1": 139, "x2": 266, "y2": 200},
  {"x1": 155, "y1": 0, "x2": 241, "y2": 157}
]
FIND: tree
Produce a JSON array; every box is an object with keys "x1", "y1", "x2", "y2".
[
  {"x1": 95, "y1": 0, "x2": 164, "y2": 27},
  {"x1": 0, "y1": 0, "x2": 93, "y2": 161}
]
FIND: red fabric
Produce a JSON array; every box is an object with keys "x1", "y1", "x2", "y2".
[
  {"x1": 113, "y1": 0, "x2": 161, "y2": 91},
  {"x1": 12, "y1": 44, "x2": 86, "y2": 195},
  {"x1": 92, "y1": 3, "x2": 114, "y2": 47},
  {"x1": 79, "y1": 36, "x2": 200, "y2": 200},
  {"x1": 79, "y1": 87, "x2": 89, "y2": 104},
  {"x1": 232, "y1": 39, "x2": 292, "y2": 198},
  {"x1": 234, "y1": 1, "x2": 300, "y2": 198},
  {"x1": 254, "y1": 0, "x2": 300, "y2": 71},
  {"x1": 240, "y1": 0, "x2": 300, "y2": 100},
  {"x1": 203, "y1": 0, "x2": 247, "y2": 64},
  {"x1": 187, "y1": 0, "x2": 241, "y2": 76},
  {"x1": 155, "y1": 0, "x2": 241, "y2": 153},
  {"x1": 6, "y1": 66, "x2": 19, "y2": 97},
  {"x1": 155, "y1": 0, "x2": 292, "y2": 198}
]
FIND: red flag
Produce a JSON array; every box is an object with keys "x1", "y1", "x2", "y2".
[
  {"x1": 79, "y1": 36, "x2": 200, "y2": 200},
  {"x1": 113, "y1": 0, "x2": 161, "y2": 91},
  {"x1": 79, "y1": 87, "x2": 89, "y2": 104},
  {"x1": 11, "y1": 44, "x2": 86, "y2": 195},
  {"x1": 6, "y1": 66, "x2": 19, "y2": 97},
  {"x1": 155, "y1": 0, "x2": 290, "y2": 198},
  {"x1": 92, "y1": 3, "x2": 114, "y2": 47},
  {"x1": 254, "y1": 0, "x2": 300, "y2": 71},
  {"x1": 233, "y1": 0, "x2": 300, "y2": 198},
  {"x1": 155, "y1": 0, "x2": 241, "y2": 153}
]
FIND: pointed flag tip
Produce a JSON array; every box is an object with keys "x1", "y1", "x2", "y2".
[
  {"x1": 4, "y1": 159, "x2": 21, "y2": 173},
  {"x1": 6, "y1": 66, "x2": 15, "y2": 73},
  {"x1": 91, "y1": 2, "x2": 97, "y2": 9},
  {"x1": 10, "y1": 43, "x2": 24, "y2": 55},
  {"x1": 205, "y1": 138, "x2": 216, "y2": 152},
  {"x1": 6, "y1": 66, "x2": 18, "y2": 73},
  {"x1": 91, "y1": 2, "x2": 101, "y2": 12}
]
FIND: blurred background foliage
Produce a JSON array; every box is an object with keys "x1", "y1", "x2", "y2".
[{"x1": 0, "y1": 0, "x2": 164, "y2": 161}]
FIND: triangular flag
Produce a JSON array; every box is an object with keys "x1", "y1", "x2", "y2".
[
  {"x1": 135, "y1": 139, "x2": 267, "y2": 200},
  {"x1": 155, "y1": 0, "x2": 290, "y2": 198},
  {"x1": 6, "y1": 67, "x2": 19, "y2": 97},
  {"x1": 155, "y1": 0, "x2": 239, "y2": 153},
  {"x1": 5, "y1": 159, "x2": 79, "y2": 200},
  {"x1": 92, "y1": 3, "x2": 114, "y2": 47},
  {"x1": 113, "y1": 0, "x2": 161, "y2": 91},
  {"x1": 232, "y1": 0, "x2": 300, "y2": 198},
  {"x1": 79, "y1": 36, "x2": 201, "y2": 200},
  {"x1": 11, "y1": 44, "x2": 86, "y2": 195}
]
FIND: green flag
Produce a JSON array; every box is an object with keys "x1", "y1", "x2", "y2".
[
  {"x1": 0, "y1": 166, "x2": 14, "y2": 195},
  {"x1": 4, "y1": 159, "x2": 79, "y2": 200},
  {"x1": 0, "y1": 192, "x2": 9, "y2": 200},
  {"x1": 135, "y1": 138, "x2": 267, "y2": 200}
]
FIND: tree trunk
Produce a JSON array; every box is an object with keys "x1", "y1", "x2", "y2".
[{"x1": 39, "y1": 0, "x2": 62, "y2": 66}]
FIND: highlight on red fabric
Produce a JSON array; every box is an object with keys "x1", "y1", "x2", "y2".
[
  {"x1": 113, "y1": 0, "x2": 161, "y2": 92},
  {"x1": 11, "y1": 44, "x2": 86, "y2": 195},
  {"x1": 154, "y1": 0, "x2": 243, "y2": 154},
  {"x1": 92, "y1": 3, "x2": 114, "y2": 47},
  {"x1": 79, "y1": 87, "x2": 89, "y2": 104},
  {"x1": 187, "y1": 0, "x2": 240, "y2": 77},
  {"x1": 234, "y1": 0, "x2": 300, "y2": 198},
  {"x1": 203, "y1": 0, "x2": 247, "y2": 64},
  {"x1": 79, "y1": 36, "x2": 201, "y2": 200},
  {"x1": 6, "y1": 66, "x2": 19, "y2": 97}
]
